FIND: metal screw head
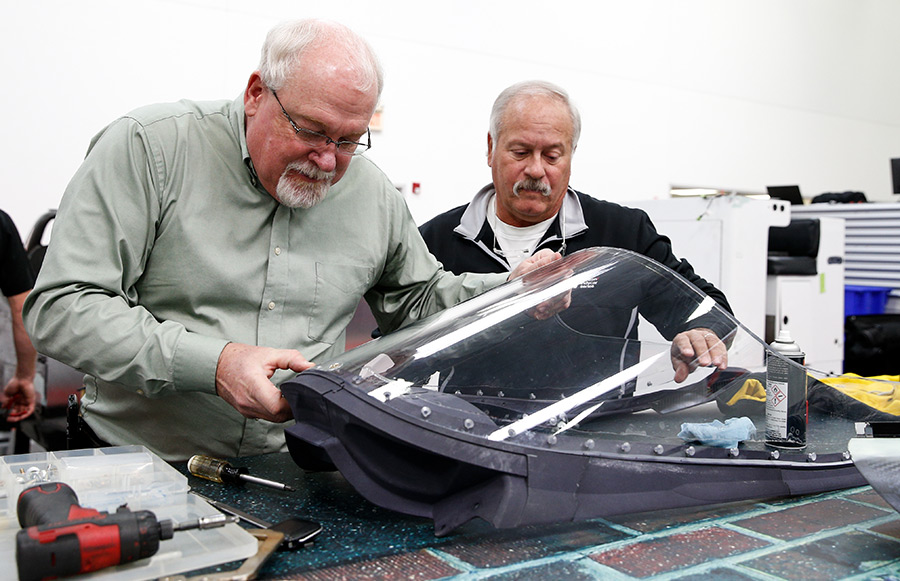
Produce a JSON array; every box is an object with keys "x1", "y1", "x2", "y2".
[
  {"x1": 807, "y1": 452, "x2": 817, "y2": 462},
  {"x1": 685, "y1": 446, "x2": 695, "y2": 457},
  {"x1": 728, "y1": 448, "x2": 740, "y2": 457},
  {"x1": 769, "y1": 450, "x2": 780, "y2": 460},
  {"x1": 547, "y1": 435, "x2": 558, "y2": 446},
  {"x1": 420, "y1": 406, "x2": 431, "y2": 418},
  {"x1": 619, "y1": 442, "x2": 631, "y2": 453},
  {"x1": 463, "y1": 418, "x2": 475, "y2": 430},
  {"x1": 653, "y1": 445, "x2": 664, "y2": 455},
  {"x1": 583, "y1": 439, "x2": 595, "y2": 450}
]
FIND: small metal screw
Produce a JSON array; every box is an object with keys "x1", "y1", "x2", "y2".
[
  {"x1": 547, "y1": 435, "x2": 558, "y2": 446},
  {"x1": 807, "y1": 452, "x2": 817, "y2": 462},
  {"x1": 728, "y1": 448, "x2": 739, "y2": 457},
  {"x1": 619, "y1": 442, "x2": 631, "y2": 453},
  {"x1": 769, "y1": 450, "x2": 780, "y2": 460},
  {"x1": 653, "y1": 445, "x2": 664, "y2": 455},
  {"x1": 685, "y1": 446, "x2": 695, "y2": 457},
  {"x1": 420, "y1": 406, "x2": 431, "y2": 418},
  {"x1": 463, "y1": 418, "x2": 475, "y2": 430},
  {"x1": 583, "y1": 439, "x2": 595, "y2": 450}
]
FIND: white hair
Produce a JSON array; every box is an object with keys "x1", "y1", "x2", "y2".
[
  {"x1": 489, "y1": 80, "x2": 581, "y2": 148},
  {"x1": 258, "y1": 19, "x2": 384, "y2": 99}
]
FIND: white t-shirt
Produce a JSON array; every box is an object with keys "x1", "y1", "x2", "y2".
[{"x1": 487, "y1": 195, "x2": 556, "y2": 271}]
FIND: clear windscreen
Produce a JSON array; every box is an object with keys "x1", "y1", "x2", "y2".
[{"x1": 318, "y1": 248, "x2": 893, "y2": 456}]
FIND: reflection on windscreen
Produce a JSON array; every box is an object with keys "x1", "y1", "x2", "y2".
[{"x1": 323, "y1": 248, "x2": 884, "y2": 456}]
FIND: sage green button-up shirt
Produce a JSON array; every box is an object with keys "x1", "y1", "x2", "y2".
[{"x1": 24, "y1": 97, "x2": 505, "y2": 460}]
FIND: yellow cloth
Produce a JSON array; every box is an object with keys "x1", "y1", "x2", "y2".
[
  {"x1": 819, "y1": 374, "x2": 900, "y2": 416},
  {"x1": 725, "y1": 378, "x2": 767, "y2": 407}
]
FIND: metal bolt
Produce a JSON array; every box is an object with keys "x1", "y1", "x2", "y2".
[
  {"x1": 653, "y1": 445, "x2": 664, "y2": 455},
  {"x1": 583, "y1": 439, "x2": 595, "y2": 450},
  {"x1": 476, "y1": 389, "x2": 483, "y2": 396},
  {"x1": 769, "y1": 450, "x2": 780, "y2": 460},
  {"x1": 498, "y1": 391, "x2": 505, "y2": 398},
  {"x1": 685, "y1": 446, "x2": 695, "y2": 457},
  {"x1": 420, "y1": 406, "x2": 431, "y2": 418},
  {"x1": 807, "y1": 452, "x2": 817, "y2": 462},
  {"x1": 619, "y1": 442, "x2": 631, "y2": 453},
  {"x1": 463, "y1": 418, "x2": 475, "y2": 430},
  {"x1": 842, "y1": 451, "x2": 851, "y2": 461},
  {"x1": 728, "y1": 448, "x2": 740, "y2": 457},
  {"x1": 547, "y1": 435, "x2": 558, "y2": 446}
]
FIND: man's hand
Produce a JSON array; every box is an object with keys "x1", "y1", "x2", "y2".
[
  {"x1": 1, "y1": 376, "x2": 36, "y2": 422},
  {"x1": 215, "y1": 343, "x2": 314, "y2": 423},
  {"x1": 670, "y1": 327, "x2": 728, "y2": 383},
  {"x1": 507, "y1": 249, "x2": 562, "y2": 281}
]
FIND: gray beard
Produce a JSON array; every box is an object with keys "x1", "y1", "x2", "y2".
[{"x1": 276, "y1": 161, "x2": 335, "y2": 209}]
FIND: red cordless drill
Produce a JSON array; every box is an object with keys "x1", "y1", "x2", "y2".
[{"x1": 15, "y1": 481, "x2": 233, "y2": 581}]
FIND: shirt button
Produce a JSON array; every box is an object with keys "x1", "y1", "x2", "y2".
[
  {"x1": 274, "y1": 247, "x2": 282, "y2": 255},
  {"x1": 268, "y1": 301, "x2": 276, "y2": 310}
]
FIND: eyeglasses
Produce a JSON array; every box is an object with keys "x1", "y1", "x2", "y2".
[{"x1": 271, "y1": 89, "x2": 371, "y2": 156}]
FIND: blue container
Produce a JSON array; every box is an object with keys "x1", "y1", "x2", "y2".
[{"x1": 845, "y1": 285, "x2": 892, "y2": 317}]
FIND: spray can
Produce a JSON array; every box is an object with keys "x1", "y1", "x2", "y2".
[{"x1": 765, "y1": 329, "x2": 807, "y2": 448}]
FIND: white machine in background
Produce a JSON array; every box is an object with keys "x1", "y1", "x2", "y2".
[
  {"x1": 765, "y1": 217, "x2": 845, "y2": 375},
  {"x1": 629, "y1": 196, "x2": 845, "y2": 373},
  {"x1": 630, "y1": 195, "x2": 790, "y2": 369}
]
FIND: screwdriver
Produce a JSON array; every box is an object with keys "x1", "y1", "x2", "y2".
[{"x1": 188, "y1": 455, "x2": 295, "y2": 492}]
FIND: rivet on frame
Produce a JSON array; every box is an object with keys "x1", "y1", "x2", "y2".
[
  {"x1": 684, "y1": 446, "x2": 695, "y2": 457},
  {"x1": 619, "y1": 442, "x2": 631, "y2": 453},
  {"x1": 842, "y1": 451, "x2": 851, "y2": 461},
  {"x1": 653, "y1": 445, "x2": 664, "y2": 455},
  {"x1": 583, "y1": 439, "x2": 595, "y2": 450},
  {"x1": 463, "y1": 418, "x2": 475, "y2": 430},
  {"x1": 769, "y1": 450, "x2": 780, "y2": 460},
  {"x1": 498, "y1": 391, "x2": 505, "y2": 398},
  {"x1": 420, "y1": 406, "x2": 431, "y2": 418},
  {"x1": 807, "y1": 452, "x2": 817, "y2": 462},
  {"x1": 728, "y1": 448, "x2": 739, "y2": 458},
  {"x1": 476, "y1": 389, "x2": 483, "y2": 396},
  {"x1": 547, "y1": 435, "x2": 558, "y2": 446},
  {"x1": 529, "y1": 393, "x2": 536, "y2": 400}
]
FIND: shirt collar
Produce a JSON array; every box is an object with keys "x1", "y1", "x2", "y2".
[
  {"x1": 455, "y1": 184, "x2": 588, "y2": 241},
  {"x1": 228, "y1": 94, "x2": 261, "y2": 187}
]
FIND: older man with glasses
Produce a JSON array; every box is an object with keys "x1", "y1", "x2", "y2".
[{"x1": 23, "y1": 19, "x2": 558, "y2": 460}]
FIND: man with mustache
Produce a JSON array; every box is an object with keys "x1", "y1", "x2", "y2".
[
  {"x1": 22, "y1": 21, "x2": 557, "y2": 460},
  {"x1": 419, "y1": 80, "x2": 733, "y2": 384}
]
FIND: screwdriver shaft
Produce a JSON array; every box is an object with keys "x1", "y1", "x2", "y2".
[{"x1": 239, "y1": 473, "x2": 295, "y2": 492}]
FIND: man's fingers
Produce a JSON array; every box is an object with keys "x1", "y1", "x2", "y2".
[{"x1": 216, "y1": 343, "x2": 309, "y2": 421}]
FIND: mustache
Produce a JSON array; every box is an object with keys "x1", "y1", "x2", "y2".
[
  {"x1": 285, "y1": 160, "x2": 336, "y2": 182},
  {"x1": 513, "y1": 178, "x2": 551, "y2": 197}
]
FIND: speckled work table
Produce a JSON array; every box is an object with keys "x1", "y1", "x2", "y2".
[{"x1": 176, "y1": 452, "x2": 900, "y2": 580}]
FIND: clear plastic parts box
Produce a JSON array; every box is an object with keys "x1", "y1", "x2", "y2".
[{"x1": 0, "y1": 446, "x2": 258, "y2": 580}]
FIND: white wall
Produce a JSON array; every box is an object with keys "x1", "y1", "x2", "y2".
[{"x1": 3, "y1": 0, "x2": 899, "y2": 236}]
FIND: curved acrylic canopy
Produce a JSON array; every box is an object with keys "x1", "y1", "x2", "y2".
[{"x1": 283, "y1": 248, "x2": 891, "y2": 535}]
